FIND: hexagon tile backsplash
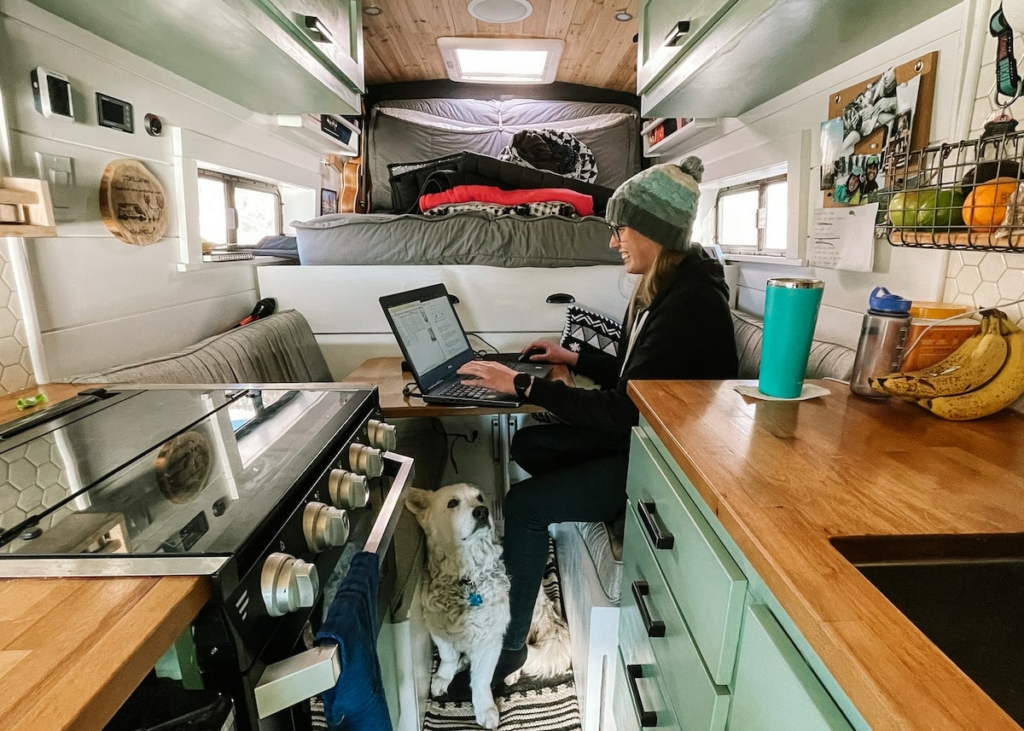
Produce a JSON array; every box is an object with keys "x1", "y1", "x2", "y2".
[
  {"x1": 0, "y1": 242, "x2": 34, "y2": 395},
  {"x1": 953, "y1": 39, "x2": 1024, "y2": 323}
]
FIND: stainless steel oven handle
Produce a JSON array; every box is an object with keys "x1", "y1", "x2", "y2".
[
  {"x1": 253, "y1": 450, "x2": 414, "y2": 719},
  {"x1": 364, "y1": 451, "x2": 414, "y2": 564}
]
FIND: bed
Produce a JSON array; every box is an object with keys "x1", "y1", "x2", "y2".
[{"x1": 292, "y1": 97, "x2": 641, "y2": 267}]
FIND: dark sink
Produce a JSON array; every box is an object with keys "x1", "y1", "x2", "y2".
[{"x1": 832, "y1": 534, "x2": 1024, "y2": 725}]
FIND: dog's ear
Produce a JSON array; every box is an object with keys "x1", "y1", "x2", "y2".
[{"x1": 405, "y1": 488, "x2": 432, "y2": 517}]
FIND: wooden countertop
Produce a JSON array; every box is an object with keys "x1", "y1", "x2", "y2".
[
  {"x1": 0, "y1": 383, "x2": 211, "y2": 731},
  {"x1": 628, "y1": 380, "x2": 1024, "y2": 730}
]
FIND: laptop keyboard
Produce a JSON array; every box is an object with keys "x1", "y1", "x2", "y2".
[{"x1": 440, "y1": 382, "x2": 494, "y2": 399}]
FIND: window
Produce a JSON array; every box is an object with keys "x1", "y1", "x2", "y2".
[
  {"x1": 715, "y1": 175, "x2": 787, "y2": 254},
  {"x1": 436, "y1": 38, "x2": 564, "y2": 84},
  {"x1": 198, "y1": 170, "x2": 282, "y2": 246}
]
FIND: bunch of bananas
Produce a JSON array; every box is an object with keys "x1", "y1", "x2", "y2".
[{"x1": 869, "y1": 310, "x2": 1024, "y2": 420}]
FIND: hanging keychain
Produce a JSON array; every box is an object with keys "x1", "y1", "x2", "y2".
[{"x1": 992, "y1": 3, "x2": 1023, "y2": 108}]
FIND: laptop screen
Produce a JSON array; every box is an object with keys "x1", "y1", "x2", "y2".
[{"x1": 380, "y1": 285, "x2": 475, "y2": 391}]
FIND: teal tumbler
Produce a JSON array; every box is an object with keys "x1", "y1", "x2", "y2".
[{"x1": 759, "y1": 278, "x2": 825, "y2": 398}]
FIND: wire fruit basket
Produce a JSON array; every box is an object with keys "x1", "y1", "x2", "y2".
[{"x1": 880, "y1": 125, "x2": 1024, "y2": 253}]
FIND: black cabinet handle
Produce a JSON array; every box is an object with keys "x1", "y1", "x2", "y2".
[
  {"x1": 545, "y1": 292, "x2": 575, "y2": 304},
  {"x1": 626, "y1": 664, "x2": 658, "y2": 727},
  {"x1": 631, "y1": 580, "x2": 665, "y2": 638},
  {"x1": 447, "y1": 294, "x2": 460, "y2": 305},
  {"x1": 638, "y1": 501, "x2": 674, "y2": 550},
  {"x1": 665, "y1": 20, "x2": 691, "y2": 46}
]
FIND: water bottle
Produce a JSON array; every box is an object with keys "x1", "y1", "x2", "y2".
[
  {"x1": 759, "y1": 278, "x2": 825, "y2": 398},
  {"x1": 849, "y1": 287, "x2": 912, "y2": 398}
]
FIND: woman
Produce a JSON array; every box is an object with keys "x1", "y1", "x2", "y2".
[{"x1": 454, "y1": 156, "x2": 739, "y2": 686}]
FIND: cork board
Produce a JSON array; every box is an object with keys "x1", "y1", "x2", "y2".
[
  {"x1": 99, "y1": 159, "x2": 168, "y2": 245},
  {"x1": 823, "y1": 51, "x2": 937, "y2": 207}
]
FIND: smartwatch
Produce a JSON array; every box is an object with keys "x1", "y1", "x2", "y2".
[{"x1": 513, "y1": 372, "x2": 533, "y2": 400}]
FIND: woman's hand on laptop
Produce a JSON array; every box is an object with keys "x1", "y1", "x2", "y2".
[
  {"x1": 457, "y1": 361, "x2": 517, "y2": 395},
  {"x1": 521, "y1": 339, "x2": 579, "y2": 367}
]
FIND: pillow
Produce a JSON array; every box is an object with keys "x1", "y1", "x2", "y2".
[{"x1": 560, "y1": 306, "x2": 622, "y2": 357}]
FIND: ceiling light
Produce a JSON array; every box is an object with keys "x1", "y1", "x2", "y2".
[
  {"x1": 614, "y1": 11, "x2": 633, "y2": 21},
  {"x1": 467, "y1": 0, "x2": 533, "y2": 24},
  {"x1": 364, "y1": 5, "x2": 383, "y2": 16},
  {"x1": 437, "y1": 37, "x2": 563, "y2": 84}
]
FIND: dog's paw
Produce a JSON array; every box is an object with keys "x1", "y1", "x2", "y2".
[
  {"x1": 430, "y1": 675, "x2": 451, "y2": 698},
  {"x1": 475, "y1": 704, "x2": 500, "y2": 729},
  {"x1": 503, "y1": 668, "x2": 522, "y2": 686}
]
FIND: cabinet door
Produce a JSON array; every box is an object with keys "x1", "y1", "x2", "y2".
[
  {"x1": 728, "y1": 605, "x2": 853, "y2": 731},
  {"x1": 255, "y1": 0, "x2": 364, "y2": 92},
  {"x1": 637, "y1": 0, "x2": 739, "y2": 94}
]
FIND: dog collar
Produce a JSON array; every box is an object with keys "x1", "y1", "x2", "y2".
[{"x1": 459, "y1": 577, "x2": 483, "y2": 607}]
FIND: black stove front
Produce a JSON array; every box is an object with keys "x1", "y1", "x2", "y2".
[{"x1": 0, "y1": 385, "x2": 409, "y2": 731}]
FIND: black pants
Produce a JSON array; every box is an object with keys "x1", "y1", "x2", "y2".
[{"x1": 502, "y1": 424, "x2": 629, "y2": 649}]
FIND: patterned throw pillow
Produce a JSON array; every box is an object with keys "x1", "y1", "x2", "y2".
[{"x1": 560, "y1": 306, "x2": 622, "y2": 357}]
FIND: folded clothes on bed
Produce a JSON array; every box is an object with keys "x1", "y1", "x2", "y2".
[
  {"x1": 423, "y1": 201, "x2": 580, "y2": 218},
  {"x1": 419, "y1": 184, "x2": 595, "y2": 216}
]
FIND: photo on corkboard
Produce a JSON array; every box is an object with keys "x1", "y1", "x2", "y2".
[{"x1": 831, "y1": 153, "x2": 884, "y2": 206}]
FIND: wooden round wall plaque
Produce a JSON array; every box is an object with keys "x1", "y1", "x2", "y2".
[{"x1": 99, "y1": 158, "x2": 168, "y2": 245}]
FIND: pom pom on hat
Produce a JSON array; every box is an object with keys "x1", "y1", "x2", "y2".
[{"x1": 605, "y1": 156, "x2": 704, "y2": 251}]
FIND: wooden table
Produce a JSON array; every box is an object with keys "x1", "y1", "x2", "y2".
[
  {"x1": 345, "y1": 356, "x2": 546, "y2": 419},
  {"x1": 629, "y1": 379, "x2": 1024, "y2": 730},
  {"x1": 0, "y1": 383, "x2": 210, "y2": 731}
]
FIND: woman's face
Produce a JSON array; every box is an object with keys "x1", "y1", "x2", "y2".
[
  {"x1": 610, "y1": 225, "x2": 663, "y2": 275},
  {"x1": 848, "y1": 174, "x2": 861, "y2": 191}
]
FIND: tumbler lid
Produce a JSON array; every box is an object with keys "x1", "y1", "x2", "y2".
[{"x1": 766, "y1": 278, "x2": 824, "y2": 289}]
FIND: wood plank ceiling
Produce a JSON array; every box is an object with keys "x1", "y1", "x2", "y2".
[{"x1": 362, "y1": 0, "x2": 639, "y2": 92}]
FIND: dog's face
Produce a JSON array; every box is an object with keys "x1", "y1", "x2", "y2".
[{"x1": 405, "y1": 483, "x2": 492, "y2": 547}]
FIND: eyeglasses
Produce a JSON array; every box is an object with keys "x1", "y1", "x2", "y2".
[{"x1": 607, "y1": 223, "x2": 625, "y2": 242}]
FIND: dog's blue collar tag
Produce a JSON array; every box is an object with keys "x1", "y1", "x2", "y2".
[{"x1": 460, "y1": 577, "x2": 484, "y2": 607}]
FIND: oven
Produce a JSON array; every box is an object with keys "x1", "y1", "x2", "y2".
[{"x1": 0, "y1": 385, "x2": 413, "y2": 731}]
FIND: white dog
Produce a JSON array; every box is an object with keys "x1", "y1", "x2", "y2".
[{"x1": 406, "y1": 483, "x2": 571, "y2": 729}]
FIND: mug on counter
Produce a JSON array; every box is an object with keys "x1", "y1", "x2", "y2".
[{"x1": 759, "y1": 278, "x2": 825, "y2": 398}]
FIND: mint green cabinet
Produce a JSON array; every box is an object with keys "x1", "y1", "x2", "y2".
[
  {"x1": 729, "y1": 605, "x2": 853, "y2": 731},
  {"x1": 627, "y1": 428, "x2": 746, "y2": 685},
  {"x1": 615, "y1": 423, "x2": 862, "y2": 731},
  {"x1": 636, "y1": 0, "x2": 738, "y2": 94},
  {"x1": 26, "y1": 0, "x2": 362, "y2": 114}
]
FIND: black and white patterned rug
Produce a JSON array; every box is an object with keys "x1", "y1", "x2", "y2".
[{"x1": 423, "y1": 544, "x2": 581, "y2": 731}]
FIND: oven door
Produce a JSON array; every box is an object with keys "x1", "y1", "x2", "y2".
[{"x1": 251, "y1": 452, "x2": 414, "y2": 726}]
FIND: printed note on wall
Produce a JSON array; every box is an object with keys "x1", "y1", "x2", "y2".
[{"x1": 809, "y1": 204, "x2": 878, "y2": 271}]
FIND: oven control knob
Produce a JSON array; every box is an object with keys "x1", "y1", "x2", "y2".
[
  {"x1": 261, "y1": 552, "x2": 319, "y2": 617},
  {"x1": 367, "y1": 419, "x2": 398, "y2": 451},
  {"x1": 349, "y1": 444, "x2": 383, "y2": 478},
  {"x1": 329, "y1": 469, "x2": 368, "y2": 510},
  {"x1": 303, "y1": 501, "x2": 349, "y2": 553}
]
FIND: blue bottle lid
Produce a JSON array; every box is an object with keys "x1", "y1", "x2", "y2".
[{"x1": 868, "y1": 286, "x2": 912, "y2": 314}]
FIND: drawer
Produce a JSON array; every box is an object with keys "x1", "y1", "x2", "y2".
[
  {"x1": 621, "y1": 504, "x2": 730, "y2": 731},
  {"x1": 627, "y1": 428, "x2": 747, "y2": 684},
  {"x1": 728, "y1": 604, "x2": 854, "y2": 731},
  {"x1": 613, "y1": 648, "x2": 682, "y2": 731}
]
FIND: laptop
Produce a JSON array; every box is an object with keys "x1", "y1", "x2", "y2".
[{"x1": 380, "y1": 284, "x2": 553, "y2": 407}]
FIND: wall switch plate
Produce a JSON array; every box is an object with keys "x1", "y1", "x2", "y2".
[{"x1": 35, "y1": 153, "x2": 74, "y2": 220}]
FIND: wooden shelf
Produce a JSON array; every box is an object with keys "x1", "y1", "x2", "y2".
[
  {"x1": 643, "y1": 118, "x2": 716, "y2": 157},
  {"x1": 0, "y1": 178, "x2": 56, "y2": 238}
]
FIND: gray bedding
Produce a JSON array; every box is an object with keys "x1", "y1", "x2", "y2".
[
  {"x1": 293, "y1": 211, "x2": 621, "y2": 267},
  {"x1": 294, "y1": 98, "x2": 639, "y2": 268}
]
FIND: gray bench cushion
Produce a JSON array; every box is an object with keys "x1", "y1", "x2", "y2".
[{"x1": 70, "y1": 310, "x2": 331, "y2": 385}]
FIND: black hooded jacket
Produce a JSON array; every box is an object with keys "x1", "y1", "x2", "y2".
[{"x1": 526, "y1": 247, "x2": 738, "y2": 442}]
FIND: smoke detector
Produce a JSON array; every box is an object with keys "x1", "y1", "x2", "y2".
[{"x1": 467, "y1": 0, "x2": 533, "y2": 23}]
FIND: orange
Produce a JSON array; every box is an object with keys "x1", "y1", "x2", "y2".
[{"x1": 962, "y1": 176, "x2": 1019, "y2": 232}]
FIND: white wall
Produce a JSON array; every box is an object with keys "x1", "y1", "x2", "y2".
[
  {"x1": 0, "y1": 0, "x2": 327, "y2": 380},
  {"x1": 668, "y1": 6, "x2": 968, "y2": 349}
]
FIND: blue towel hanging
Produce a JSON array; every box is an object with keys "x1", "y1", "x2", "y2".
[{"x1": 315, "y1": 550, "x2": 393, "y2": 731}]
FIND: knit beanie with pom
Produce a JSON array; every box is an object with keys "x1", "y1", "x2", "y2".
[{"x1": 605, "y1": 156, "x2": 704, "y2": 251}]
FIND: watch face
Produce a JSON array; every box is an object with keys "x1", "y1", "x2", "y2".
[{"x1": 514, "y1": 372, "x2": 532, "y2": 396}]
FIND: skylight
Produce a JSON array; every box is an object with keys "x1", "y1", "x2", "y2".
[{"x1": 437, "y1": 38, "x2": 563, "y2": 84}]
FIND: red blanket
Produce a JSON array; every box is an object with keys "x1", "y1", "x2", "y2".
[{"x1": 419, "y1": 184, "x2": 595, "y2": 216}]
